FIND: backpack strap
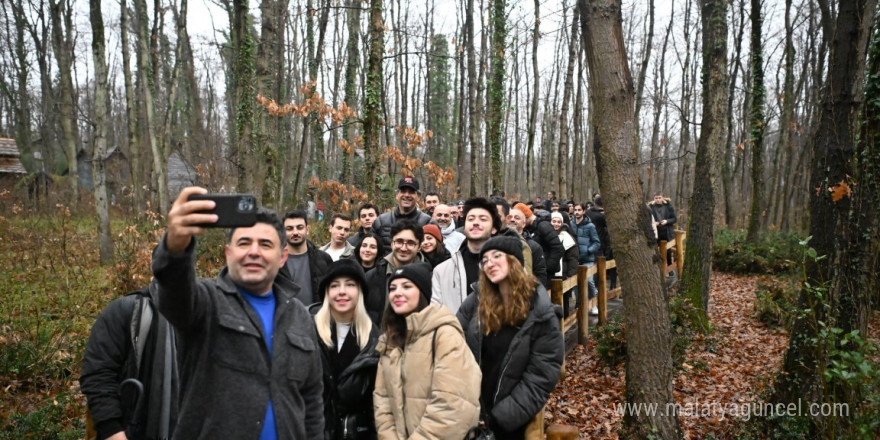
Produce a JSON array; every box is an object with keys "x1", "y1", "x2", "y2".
[
  {"x1": 133, "y1": 296, "x2": 153, "y2": 374},
  {"x1": 431, "y1": 328, "x2": 438, "y2": 366}
]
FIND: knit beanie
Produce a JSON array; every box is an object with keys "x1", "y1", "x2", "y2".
[
  {"x1": 422, "y1": 224, "x2": 443, "y2": 243},
  {"x1": 318, "y1": 259, "x2": 368, "y2": 298},
  {"x1": 550, "y1": 211, "x2": 564, "y2": 222},
  {"x1": 479, "y1": 236, "x2": 525, "y2": 266},
  {"x1": 513, "y1": 202, "x2": 533, "y2": 219},
  {"x1": 387, "y1": 262, "x2": 433, "y2": 303}
]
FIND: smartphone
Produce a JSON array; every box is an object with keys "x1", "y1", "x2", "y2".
[{"x1": 188, "y1": 194, "x2": 258, "y2": 228}]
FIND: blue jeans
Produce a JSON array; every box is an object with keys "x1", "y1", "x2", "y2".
[{"x1": 585, "y1": 262, "x2": 597, "y2": 300}]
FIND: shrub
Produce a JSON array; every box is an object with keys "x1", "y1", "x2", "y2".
[
  {"x1": 712, "y1": 229, "x2": 804, "y2": 274},
  {"x1": 753, "y1": 276, "x2": 799, "y2": 330},
  {"x1": 592, "y1": 313, "x2": 627, "y2": 368},
  {"x1": 0, "y1": 391, "x2": 85, "y2": 440}
]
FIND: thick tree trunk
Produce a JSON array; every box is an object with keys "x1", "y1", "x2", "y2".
[
  {"x1": 340, "y1": 0, "x2": 360, "y2": 186},
  {"x1": 774, "y1": 0, "x2": 877, "y2": 433},
  {"x1": 578, "y1": 0, "x2": 681, "y2": 438},
  {"x1": 679, "y1": 0, "x2": 729, "y2": 330},
  {"x1": 89, "y1": 0, "x2": 114, "y2": 264}
]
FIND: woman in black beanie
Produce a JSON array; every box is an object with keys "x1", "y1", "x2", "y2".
[
  {"x1": 456, "y1": 236, "x2": 564, "y2": 439},
  {"x1": 313, "y1": 259, "x2": 380, "y2": 439},
  {"x1": 373, "y1": 262, "x2": 481, "y2": 439}
]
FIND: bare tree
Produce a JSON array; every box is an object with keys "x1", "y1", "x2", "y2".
[
  {"x1": 745, "y1": 0, "x2": 765, "y2": 243},
  {"x1": 578, "y1": 0, "x2": 682, "y2": 437},
  {"x1": 88, "y1": 0, "x2": 114, "y2": 263}
]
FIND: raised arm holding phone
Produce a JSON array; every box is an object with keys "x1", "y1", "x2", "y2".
[{"x1": 152, "y1": 186, "x2": 323, "y2": 440}]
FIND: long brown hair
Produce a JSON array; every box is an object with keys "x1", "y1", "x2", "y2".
[{"x1": 478, "y1": 254, "x2": 537, "y2": 334}]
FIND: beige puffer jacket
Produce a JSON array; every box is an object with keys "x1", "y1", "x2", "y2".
[{"x1": 373, "y1": 304, "x2": 481, "y2": 440}]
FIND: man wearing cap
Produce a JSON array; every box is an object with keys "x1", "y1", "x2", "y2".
[
  {"x1": 369, "y1": 176, "x2": 436, "y2": 253},
  {"x1": 364, "y1": 219, "x2": 429, "y2": 324},
  {"x1": 431, "y1": 197, "x2": 501, "y2": 314}
]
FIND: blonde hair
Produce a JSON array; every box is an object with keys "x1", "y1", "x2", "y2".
[
  {"x1": 314, "y1": 283, "x2": 373, "y2": 350},
  {"x1": 478, "y1": 254, "x2": 537, "y2": 334}
]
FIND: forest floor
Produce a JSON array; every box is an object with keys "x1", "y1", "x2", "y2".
[{"x1": 544, "y1": 272, "x2": 880, "y2": 439}]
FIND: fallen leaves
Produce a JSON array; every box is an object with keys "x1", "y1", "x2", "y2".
[{"x1": 544, "y1": 272, "x2": 822, "y2": 439}]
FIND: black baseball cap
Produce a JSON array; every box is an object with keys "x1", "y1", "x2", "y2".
[{"x1": 398, "y1": 176, "x2": 420, "y2": 191}]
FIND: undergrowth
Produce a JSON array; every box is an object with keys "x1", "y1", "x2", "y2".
[{"x1": 713, "y1": 228, "x2": 804, "y2": 274}]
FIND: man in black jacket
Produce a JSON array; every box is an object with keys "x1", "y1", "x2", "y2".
[
  {"x1": 81, "y1": 282, "x2": 178, "y2": 440},
  {"x1": 152, "y1": 187, "x2": 323, "y2": 439},
  {"x1": 369, "y1": 176, "x2": 436, "y2": 253},
  {"x1": 281, "y1": 209, "x2": 333, "y2": 305},
  {"x1": 347, "y1": 203, "x2": 378, "y2": 247},
  {"x1": 514, "y1": 202, "x2": 564, "y2": 279}
]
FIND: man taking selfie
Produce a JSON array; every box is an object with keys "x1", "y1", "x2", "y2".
[{"x1": 152, "y1": 187, "x2": 323, "y2": 440}]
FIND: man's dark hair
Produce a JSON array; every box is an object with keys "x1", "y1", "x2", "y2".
[
  {"x1": 425, "y1": 191, "x2": 440, "y2": 200},
  {"x1": 284, "y1": 209, "x2": 308, "y2": 225},
  {"x1": 594, "y1": 196, "x2": 604, "y2": 207},
  {"x1": 653, "y1": 191, "x2": 663, "y2": 197},
  {"x1": 357, "y1": 203, "x2": 378, "y2": 217},
  {"x1": 491, "y1": 196, "x2": 510, "y2": 217},
  {"x1": 228, "y1": 207, "x2": 286, "y2": 247},
  {"x1": 592, "y1": 192, "x2": 601, "y2": 200},
  {"x1": 329, "y1": 212, "x2": 352, "y2": 227},
  {"x1": 390, "y1": 219, "x2": 424, "y2": 244},
  {"x1": 463, "y1": 197, "x2": 503, "y2": 233},
  {"x1": 575, "y1": 202, "x2": 588, "y2": 211},
  {"x1": 548, "y1": 190, "x2": 556, "y2": 197}
]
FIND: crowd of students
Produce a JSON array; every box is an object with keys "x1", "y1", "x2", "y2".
[{"x1": 80, "y1": 178, "x2": 675, "y2": 440}]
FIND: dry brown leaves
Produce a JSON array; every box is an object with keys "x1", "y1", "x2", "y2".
[{"x1": 545, "y1": 272, "x2": 799, "y2": 439}]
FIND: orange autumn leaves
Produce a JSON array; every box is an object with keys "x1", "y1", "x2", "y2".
[{"x1": 257, "y1": 84, "x2": 456, "y2": 190}]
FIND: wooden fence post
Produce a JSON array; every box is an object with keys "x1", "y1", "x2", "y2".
[
  {"x1": 597, "y1": 257, "x2": 608, "y2": 325},
  {"x1": 577, "y1": 264, "x2": 589, "y2": 345},
  {"x1": 659, "y1": 239, "x2": 668, "y2": 276},
  {"x1": 675, "y1": 230, "x2": 686, "y2": 276}
]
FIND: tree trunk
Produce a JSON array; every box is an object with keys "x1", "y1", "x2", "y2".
[
  {"x1": 745, "y1": 0, "x2": 765, "y2": 243},
  {"x1": 578, "y1": 1, "x2": 682, "y2": 438},
  {"x1": 774, "y1": 0, "x2": 877, "y2": 433},
  {"x1": 134, "y1": 0, "x2": 166, "y2": 212},
  {"x1": 486, "y1": 0, "x2": 506, "y2": 192},
  {"x1": 88, "y1": 0, "x2": 114, "y2": 264},
  {"x1": 363, "y1": 0, "x2": 384, "y2": 196},
  {"x1": 679, "y1": 0, "x2": 729, "y2": 330},
  {"x1": 557, "y1": 9, "x2": 579, "y2": 195},
  {"x1": 340, "y1": 0, "x2": 361, "y2": 185},
  {"x1": 120, "y1": 0, "x2": 142, "y2": 209},
  {"x1": 526, "y1": 0, "x2": 541, "y2": 188},
  {"x1": 49, "y1": 0, "x2": 79, "y2": 200}
]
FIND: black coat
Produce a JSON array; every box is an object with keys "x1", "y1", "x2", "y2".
[
  {"x1": 649, "y1": 199, "x2": 678, "y2": 242},
  {"x1": 369, "y1": 208, "x2": 434, "y2": 254},
  {"x1": 526, "y1": 238, "x2": 549, "y2": 289},
  {"x1": 524, "y1": 214, "x2": 564, "y2": 277},
  {"x1": 317, "y1": 324, "x2": 380, "y2": 440},
  {"x1": 153, "y1": 238, "x2": 324, "y2": 440},
  {"x1": 80, "y1": 283, "x2": 179, "y2": 440},
  {"x1": 585, "y1": 208, "x2": 613, "y2": 259},
  {"x1": 456, "y1": 285, "x2": 564, "y2": 438}
]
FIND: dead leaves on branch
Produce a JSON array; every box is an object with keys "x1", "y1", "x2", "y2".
[{"x1": 256, "y1": 82, "x2": 357, "y2": 123}]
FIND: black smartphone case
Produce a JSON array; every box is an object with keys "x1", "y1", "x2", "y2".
[{"x1": 188, "y1": 194, "x2": 258, "y2": 228}]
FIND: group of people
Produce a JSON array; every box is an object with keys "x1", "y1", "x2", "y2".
[{"x1": 80, "y1": 177, "x2": 676, "y2": 440}]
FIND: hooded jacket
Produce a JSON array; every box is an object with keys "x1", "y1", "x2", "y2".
[
  {"x1": 456, "y1": 285, "x2": 564, "y2": 435},
  {"x1": 152, "y1": 238, "x2": 324, "y2": 440},
  {"x1": 373, "y1": 304, "x2": 481, "y2": 440},
  {"x1": 571, "y1": 216, "x2": 601, "y2": 265}
]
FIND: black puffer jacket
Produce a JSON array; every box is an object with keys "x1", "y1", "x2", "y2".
[
  {"x1": 369, "y1": 208, "x2": 434, "y2": 254},
  {"x1": 80, "y1": 283, "x2": 179, "y2": 440},
  {"x1": 524, "y1": 213, "x2": 564, "y2": 277},
  {"x1": 317, "y1": 324, "x2": 380, "y2": 440},
  {"x1": 456, "y1": 285, "x2": 564, "y2": 437}
]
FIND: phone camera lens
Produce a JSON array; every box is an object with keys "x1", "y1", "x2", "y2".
[{"x1": 238, "y1": 197, "x2": 255, "y2": 212}]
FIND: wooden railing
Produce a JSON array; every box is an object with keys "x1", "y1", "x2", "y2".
[{"x1": 548, "y1": 229, "x2": 687, "y2": 333}]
